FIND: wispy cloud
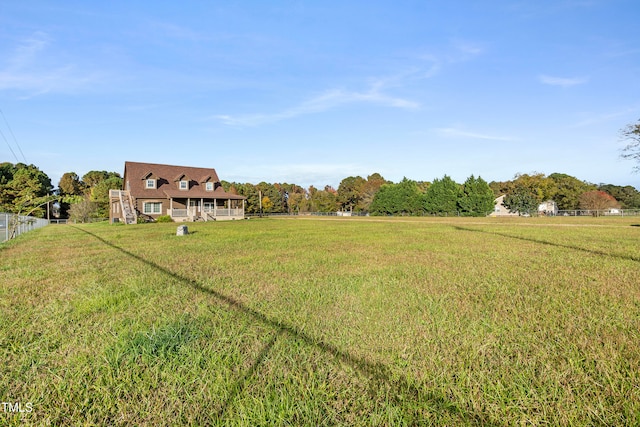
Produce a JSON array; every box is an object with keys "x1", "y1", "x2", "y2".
[
  {"x1": 539, "y1": 74, "x2": 589, "y2": 87},
  {"x1": 215, "y1": 39, "x2": 486, "y2": 127},
  {"x1": 214, "y1": 80, "x2": 420, "y2": 127},
  {"x1": 450, "y1": 39, "x2": 486, "y2": 60},
  {"x1": 435, "y1": 127, "x2": 516, "y2": 142},
  {"x1": 0, "y1": 32, "x2": 102, "y2": 97},
  {"x1": 7, "y1": 31, "x2": 50, "y2": 68},
  {"x1": 415, "y1": 39, "x2": 484, "y2": 78}
]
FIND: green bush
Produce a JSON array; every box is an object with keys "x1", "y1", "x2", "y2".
[{"x1": 156, "y1": 215, "x2": 173, "y2": 223}]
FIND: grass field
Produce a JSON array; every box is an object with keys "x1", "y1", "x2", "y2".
[{"x1": 1, "y1": 216, "x2": 639, "y2": 425}]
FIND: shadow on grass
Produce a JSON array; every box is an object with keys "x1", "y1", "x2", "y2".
[
  {"x1": 453, "y1": 225, "x2": 640, "y2": 263},
  {"x1": 73, "y1": 226, "x2": 497, "y2": 425},
  {"x1": 217, "y1": 329, "x2": 283, "y2": 419}
]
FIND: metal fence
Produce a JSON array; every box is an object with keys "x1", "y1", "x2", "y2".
[
  {"x1": 1, "y1": 212, "x2": 50, "y2": 243},
  {"x1": 261, "y1": 209, "x2": 640, "y2": 218},
  {"x1": 258, "y1": 211, "x2": 370, "y2": 217},
  {"x1": 556, "y1": 209, "x2": 640, "y2": 217}
]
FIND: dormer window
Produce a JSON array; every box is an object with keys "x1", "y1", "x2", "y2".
[
  {"x1": 179, "y1": 180, "x2": 189, "y2": 190},
  {"x1": 205, "y1": 182, "x2": 214, "y2": 191},
  {"x1": 146, "y1": 179, "x2": 156, "y2": 189}
]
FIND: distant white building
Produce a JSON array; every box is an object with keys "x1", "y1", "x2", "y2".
[
  {"x1": 538, "y1": 200, "x2": 558, "y2": 216},
  {"x1": 489, "y1": 195, "x2": 518, "y2": 217}
]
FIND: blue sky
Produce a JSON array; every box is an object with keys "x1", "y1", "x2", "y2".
[{"x1": 1, "y1": 1, "x2": 640, "y2": 189}]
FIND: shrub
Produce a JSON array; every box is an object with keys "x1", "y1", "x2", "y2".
[{"x1": 156, "y1": 215, "x2": 173, "y2": 223}]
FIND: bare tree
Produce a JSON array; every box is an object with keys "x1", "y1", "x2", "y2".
[
  {"x1": 68, "y1": 197, "x2": 98, "y2": 223},
  {"x1": 620, "y1": 120, "x2": 640, "y2": 173}
]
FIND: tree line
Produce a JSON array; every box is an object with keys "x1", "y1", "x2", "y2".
[
  {"x1": 2, "y1": 161, "x2": 640, "y2": 221},
  {"x1": 221, "y1": 172, "x2": 640, "y2": 217},
  {"x1": 5, "y1": 116, "x2": 640, "y2": 223},
  {"x1": 3, "y1": 118, "x2": 640, "y2": 220},
  {"x1": 226, "y1": 117, "x2": 640, "y2": 216},
  {"x1": 0, "y1": 163, "x2": 123, "y2": 222}
]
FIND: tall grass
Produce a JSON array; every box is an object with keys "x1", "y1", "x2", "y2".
[{"x1": 1, "y1": 217, "x2": 639, "y2": 425}]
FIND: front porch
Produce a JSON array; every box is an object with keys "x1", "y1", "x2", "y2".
[{"x1": 168, "y1": 197, "x2": 245, "y2": 221}]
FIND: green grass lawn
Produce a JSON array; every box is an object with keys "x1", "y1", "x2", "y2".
[{"x1": 1, "y1": 217, "x2": 639, "y2": 425}]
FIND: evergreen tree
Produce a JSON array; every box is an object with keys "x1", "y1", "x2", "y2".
[
  {"x1": 424, "y1": 175, "x2": 462, "y2": 215},
  {"x1": 458, "y1": 175, "x2": 495, "y2": 216},
  {"x1": 224, "y1": 182, "x2": 261, "y2": 214},
  {"x1": 370, "y1": 178, "x2": 424, "y2": 216}
]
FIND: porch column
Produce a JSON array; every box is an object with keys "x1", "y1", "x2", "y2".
[
  {"x1": 228, "y1": 199, "x2": 231, "y2": 216},
  {"x1": 170, "y1": 198, "x2": 173, "y2": 216}
]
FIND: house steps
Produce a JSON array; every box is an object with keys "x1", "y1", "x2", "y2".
[{"x1": 118, "y1": 191, "x2": 137, "y2": 224}]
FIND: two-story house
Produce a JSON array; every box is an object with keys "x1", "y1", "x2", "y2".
[{"x1": 109, "y1": 161, "x2": 246, "y2": 223}]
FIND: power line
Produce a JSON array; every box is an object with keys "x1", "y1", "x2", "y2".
[
  {"x1": 0, "y1": 126, "x2": 19, "y2": 163},
  {"x1": 0, "y1": 109, "x2": 27, "y2": 163}
]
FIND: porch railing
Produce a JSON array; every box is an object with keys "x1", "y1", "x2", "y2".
[
  {"x1": 169, "y1": 208, "x2": 194, "y2": 218},
  {"x1": 204, "y1": 208, "x2": 243, "y2": 216},
  {"x1": 169, "y1": 208, "x2": 244, "y2": 219}
]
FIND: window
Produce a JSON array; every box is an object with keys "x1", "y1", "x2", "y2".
[
  {"x1": 146, "y1": 179, "x2": 156, "y2": 189},
  {"x1": 143, "y1": 202, "x2": 162, "y2": 214},
  {"x1": 205, "y1": 182, "x2": 214, "y2": 191},
  {"x1": 179, "y1": 180, "x2": 188, "y2": 190}
]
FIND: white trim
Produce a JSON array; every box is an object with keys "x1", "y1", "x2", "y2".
[{"x1": 143, "y1": 202, "x2": 162, "y2": 214}]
